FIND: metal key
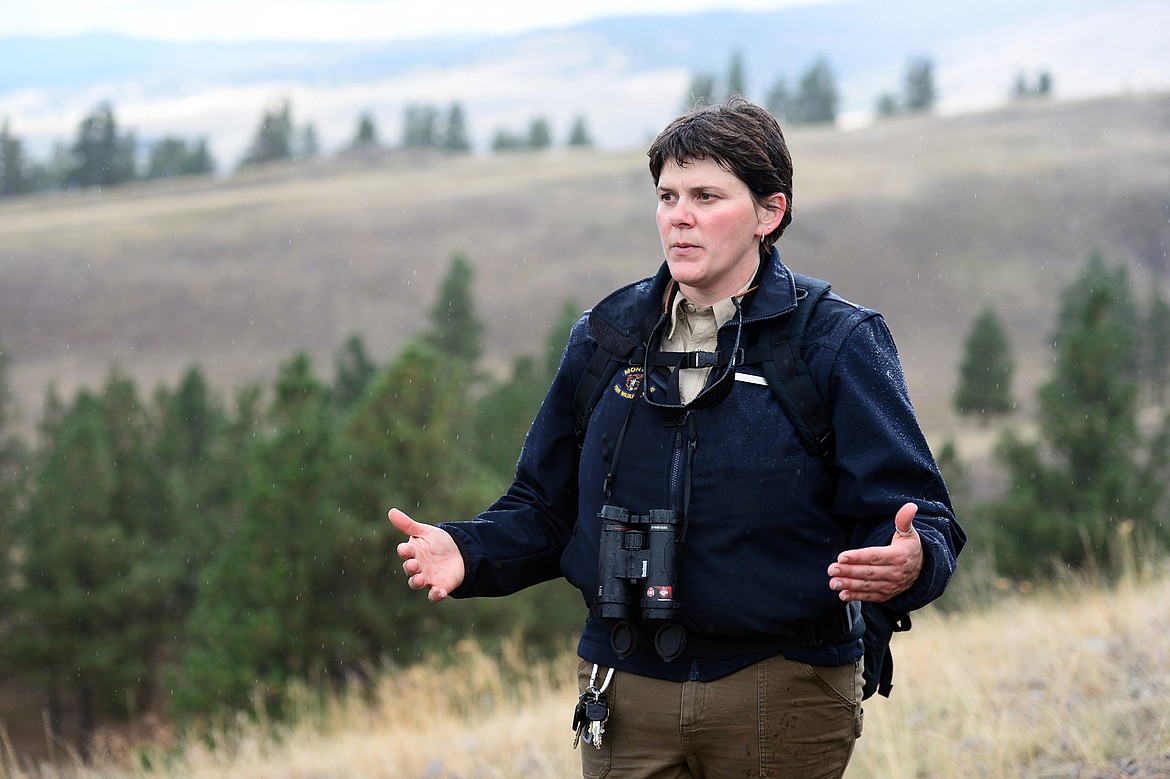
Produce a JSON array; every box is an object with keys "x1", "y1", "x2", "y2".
[
  {"x1": 571, "y1": 695, "x2": 589, "y2": 748},
  {"x1": 583, "y1": 697, "x2": 609, "y2": 748}
]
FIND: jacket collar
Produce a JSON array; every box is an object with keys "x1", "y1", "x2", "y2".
[{"x1": 589, "y1": 248, "x2": 799, "y2": 354}]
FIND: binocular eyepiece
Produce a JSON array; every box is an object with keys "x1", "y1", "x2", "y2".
[{"x1": 594, "y1": 504, "x2": 687, "y2": 661}]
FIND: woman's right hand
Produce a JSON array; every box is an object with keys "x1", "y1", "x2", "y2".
[{"x1": 388, "y1": 508, "x2": 465, "y2": 602}]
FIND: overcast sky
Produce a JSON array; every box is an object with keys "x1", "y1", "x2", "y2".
[{"x1": 2, "y1": 0, "x2": 842, "y2": 41}]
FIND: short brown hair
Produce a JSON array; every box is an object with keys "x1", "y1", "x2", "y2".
[{"x1": 647, "y1": 96, "x2": 793, "y2": 250}]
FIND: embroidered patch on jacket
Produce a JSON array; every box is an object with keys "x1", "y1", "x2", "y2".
[{"x1": 612, "y1": 367, "x2": 644, "y2": 399}]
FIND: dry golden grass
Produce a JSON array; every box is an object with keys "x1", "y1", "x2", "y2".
[
  {"x1": 5, "y1": 560, "x2": 1169, "y2": 779},
  {"x1": 849, "y1": 576, "x2": 1170, "y2": 777}
]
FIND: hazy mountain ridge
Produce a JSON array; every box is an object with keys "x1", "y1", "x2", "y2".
[
  {"x1": 2, "y1": 0, "x2": 1167, "y2": 166},
  {"x1": 0, "y1": 0, "x2": 1145, "y2": 93}
]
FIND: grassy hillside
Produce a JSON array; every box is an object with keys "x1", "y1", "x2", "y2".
[{"x1": 2, "y1": 92, "x2": 1168, "y2": 450}]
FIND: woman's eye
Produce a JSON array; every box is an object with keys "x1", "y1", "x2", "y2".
[{"x1": 659, "y1": 192, "x2": 676, "y2": 203}]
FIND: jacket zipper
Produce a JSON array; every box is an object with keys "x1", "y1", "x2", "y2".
[{"x1": 667, "y1": 412, "x2": 699, "y2": 542}]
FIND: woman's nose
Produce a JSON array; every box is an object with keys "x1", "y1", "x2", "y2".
[{"x1": 671, "y1": 199, "x2": 695, "y2": 226}]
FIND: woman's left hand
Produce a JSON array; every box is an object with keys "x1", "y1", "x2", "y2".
[{"x1": 827, "y1": 502, "x2": 923, "y2": 602}]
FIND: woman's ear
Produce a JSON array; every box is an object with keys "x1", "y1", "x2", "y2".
[{"x1": 760, "y1": 193, "x2": 787, "y2": 234}]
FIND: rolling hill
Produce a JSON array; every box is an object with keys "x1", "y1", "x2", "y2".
[{"x1": 1, "y1": 91, "x2": 1168, "y2": 453}]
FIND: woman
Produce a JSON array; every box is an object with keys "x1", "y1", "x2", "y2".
[{"x1": 390, "y1": 96, "x2": 965, "y2": 778}]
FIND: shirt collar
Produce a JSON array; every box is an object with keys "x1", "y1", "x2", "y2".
[{"x1": 665, "y1": 260, "x2": 760, "y2": 339}]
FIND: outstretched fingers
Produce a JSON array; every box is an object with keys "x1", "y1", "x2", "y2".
[{"x1": 386, "y1": 507, "x2": 465, "y2": 602}]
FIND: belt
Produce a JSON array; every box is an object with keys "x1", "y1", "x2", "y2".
[{"x1": 614, "y1": 601, "x2": 863, "y2": 660}]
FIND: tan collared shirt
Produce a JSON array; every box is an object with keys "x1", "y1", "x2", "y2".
[{"x1": 661, "y1": 272, "x2": 755, "y2": 404}]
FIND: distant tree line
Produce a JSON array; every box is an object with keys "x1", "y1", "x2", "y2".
[
  {"x1": 874, "y1": 56, "x2": 939, "y2": 118},
  {"x1": 1011, "y1": 69, "x2": 1055, "y2": 101},
  {"x1": 685, "y1": 50, "x2": 1057, "y2": 126},
  {"x1": 0, "y1": 104, "x2": 213, "y2": 196},
  {"x1": 0, "y1": 99, "x2": 596, "y2": 199},
  {"x1": 684, "y1": 50, "x2": 940, "y2": 127},
  {"x1": 0, "y1": 55, "x2": 1060, "y2": 200}
]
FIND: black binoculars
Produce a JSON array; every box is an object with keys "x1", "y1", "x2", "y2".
[{"x1": 594, "y1": 504, "x2": 687, "y2": 661}]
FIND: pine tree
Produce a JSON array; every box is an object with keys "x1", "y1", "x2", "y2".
[
  {"x1": 97, "y1": 372, "x2": 178, "y2": 714},
  {"x1": 425, "y1": 253, "x2": 483, "y2": 369},
  {"x1": 68, "y1": 103, "x2": 137, "y2": 188},
  {"x1": 1, "y1": 120, "x2": 32, "y2": 197},
  {"x1": 988, "y1": 253, "x2": 1167, "y2": 574},
  {"x1": 1142, "y1": 286, "x2": 1170, "y2": 404},
  {"x1": 491, "y1": 127, "x2": 523, "y2": 152},
  {"x1": 336, "y1": 340, "x2": 500, "y2": 653},
  {"x1": 187, "y1": 138, "x2": 215, "y2": 174},
  {"x1": 527, "y1": 117, "x2": 552, "y2": 150},
  {"x1": 1039, "y1": 254, "x2": 1141, "y2": 495},
  {"x1": 442, "y1": 102, "x2": 472, "y2": 153},
  {"x1": 352, "y1": 112, "x2": 379, "y2": 148},
  {"x1": 145, "y1": 138, "x2": 189, "y2": 179},
  {"x1": 151, "y1": 366, "x2": 238, "y2": 621},
  {"x1": 145, "y1": 137, "x2": 215, "y2": 179},
  {"x1": 339, "y1": 341, "x2": 494, "y2": 529},
  {"x1": 1036, "y1": 71, "x2": 1054, "y2": 96},
  {"x1": 1012, "y1": 70, "x2": 1055, "y2": 100},
  {"x1": 789, "y1": 57, "x2": 838, "y2": 124},
  {"x1": 903, "y1": 56, "x2": 937, "y2": 113},
  {"x1": 764, "y1": 78, "x2": 791, "y2": 122},
  {"x1": 472, "y1": 355, "x2": 543, "y2": 483},
  {"x1": 298, "y1": 123, "x2": 320, "y2": 159},
  {"x1": 0, "y1": 341, "x2": 24, "y2": 639},
  {"x1": 402, "y1": 104, "x2": 439, "y2": 149},
  {"x1": 0, "y1": 338, "x2": 20, "y2": 473},
  {"x1": 174, "y1": 354, "x2": 357, "y2": 713},
  {"x1": 1012, "y1": 71, "x2": 1030, "y2": 99},
  {"x1": 6, "y1": 372, "x2": 170, "y2": 745},
  {"x1": 331, "y1": 333, "x2": 378, "y2": 411},
  {"x1": 10, "y1": 391, "x2": 115, "y2": 742},
  {"x1": 240, "y1": 99, "x2": 294, "y2": 167},
  {"x1": 726, "y1": 50, "x2": 747, "y2": 99},
  {"x1": 567, "y1": 115, "x2": 593, "y2": 148},
  {"x1": 955, "y1": 306, "x2": 1014, "y2": 423}
]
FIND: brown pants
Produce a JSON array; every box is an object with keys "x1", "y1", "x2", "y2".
[{"x1": 577, "y1": 655, "x2": 863, "y2": 779}]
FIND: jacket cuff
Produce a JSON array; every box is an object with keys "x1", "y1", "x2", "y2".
[
  {"x1": 437, "y1": 523, "x2": 480, "y2": 599},
  {"x1": 884, "y1": 526, "x2": 952, "y2": 614}
]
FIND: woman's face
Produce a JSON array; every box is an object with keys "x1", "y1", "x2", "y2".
[{"x1": 655, "y1": 157, "x2": 785, "y2": 307}]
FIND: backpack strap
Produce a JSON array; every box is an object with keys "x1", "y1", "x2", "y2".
[
  {"x1": 572, "y1": 346, "x2": 625, "y2": 445},
  {"x1": 756, "y1": 274, "x2": 836, "y2": 465},
  {"x1": 860, "y1": 606, "x2": 913, "y2": 699}
]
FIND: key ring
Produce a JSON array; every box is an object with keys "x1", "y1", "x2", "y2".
[{"x1": 588, "y1": 663, "x2": 615, "y2": 695}]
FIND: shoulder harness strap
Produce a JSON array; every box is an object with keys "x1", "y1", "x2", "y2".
[
  {"x1": 572, "y1": 345, "x2": 625, "y2": 445},
  {"x1": 757, "y1": 273, "x2": 836, "y2": 465}
]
